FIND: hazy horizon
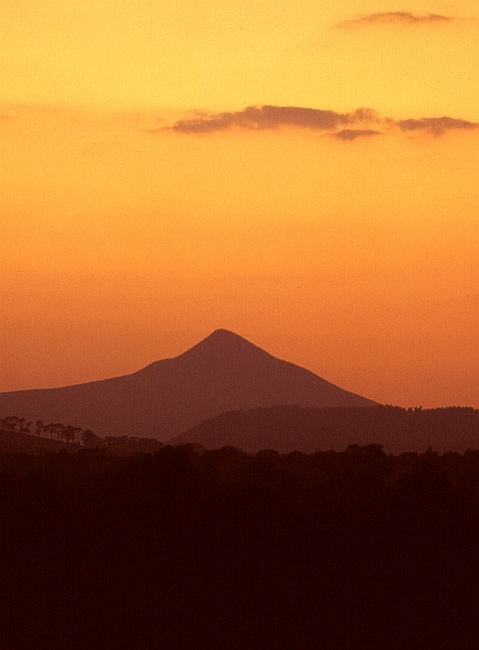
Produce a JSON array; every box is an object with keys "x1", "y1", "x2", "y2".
[{"x1": 1, "y1": 2, "x2": 478, "y2": 409}]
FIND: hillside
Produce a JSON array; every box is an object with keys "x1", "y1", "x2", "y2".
[
  {"x1": 0, "y1": 429, "x2": 80, "y2": 454},
  {"x1": 171, "y1": 404, "x2": 479, "y2": 454}
]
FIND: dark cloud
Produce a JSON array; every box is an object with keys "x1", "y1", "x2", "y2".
[
  {"x1": 153, "y1": 104, "x2": 478, "y2": 140},
  {"x1": 332, "y1": 129, "x2": 382, "y2": 141},
  {"x1": 397, "y1": 116, "x2": 478, "y2": 136},
  {"x1": 337, "y1": 12, "x2": 454, "y2": 28},
  {"x1": 168, "y1": 105, "x2": 350, "y2": 133},
  {"x1": 164, "y1": 105, "x2": 382, "y2": 134}
]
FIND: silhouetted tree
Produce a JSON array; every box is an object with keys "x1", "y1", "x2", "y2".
[
  {"x1": 61, "y1": 426, "x2": 77, "y2": 444},
  {"x1": 1, "y1": 416, "x2": 19, "y2": 432},
  {"x1": 82, "y1": 429, "x2": 104, "y2": 449}
]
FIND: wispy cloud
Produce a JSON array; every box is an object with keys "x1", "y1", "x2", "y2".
[
  {"x1": 337, "y1": 12, "x2": 454, "y2": 28},
  {"x1": 397, "y1": 116, "x2": 478, "y2": 136},
  {"x1": 154, "y1": 105, "x2": 478, "y2": 140},
  {"x1": 332, "y1": 129, "x2": 382, "y2": 141}
]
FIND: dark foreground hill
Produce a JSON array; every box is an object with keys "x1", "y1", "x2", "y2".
[
  {"x1": 0, "y1": 329, "x2": 376, "y2": 439},
  {"x1": 171, "y1": 404, "x2": 479, "y2": 454},
  {"x1": 3, "y1": 445, "x2": 479, "y2": 648}
]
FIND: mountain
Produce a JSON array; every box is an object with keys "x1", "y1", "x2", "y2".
[{"x1": 0, "y1": 329, "x2": 376, "y2": 439}]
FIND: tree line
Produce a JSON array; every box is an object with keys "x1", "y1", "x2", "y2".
[
  {"x1": 0, "y1": 415, "x2": 162, "y2": 454},
  {"x1": 1, "y1": 415, "x2": 98, "y2": 445},
  {"x1": 2, "y1": 443, "x2": 479, "y2": 648}
]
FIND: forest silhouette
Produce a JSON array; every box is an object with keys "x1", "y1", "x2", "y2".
[{"x1": 2, "y1": 441, "x2": 479, "y2": 648}]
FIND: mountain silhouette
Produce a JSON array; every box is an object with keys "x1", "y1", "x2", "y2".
[{"x1": 0, "y1": 329, "x2": 377, "y2": 439}]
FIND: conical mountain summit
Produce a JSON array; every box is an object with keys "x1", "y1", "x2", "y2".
[{"x1": 0, "y1": 329, "x2": 377, "y2": 439}]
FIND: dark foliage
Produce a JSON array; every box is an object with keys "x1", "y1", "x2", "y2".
[
  {"x1": 0, "y1": 419, "x2": 163, "y2": 456},
  {"x1": 2, "y1": 444, "x2": 479, "y2": 649}
]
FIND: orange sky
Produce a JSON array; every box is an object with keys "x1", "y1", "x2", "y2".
[{"x1": 1, "y1": 1, "x2": 478, "y2": 407}]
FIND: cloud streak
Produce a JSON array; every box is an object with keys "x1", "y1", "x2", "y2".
[
  {"x1": 155, "y1": 105, "x2": 478, "y2": 140},
  {"x1": 332, "y1": 129, "x2": 382, "y2": 141},
  {"x1": 167, "y1": 105, "x2": 358, "y2": 134},
  {"x1": 337, "y1": 12, "x2": 455, "y2": 28},
  {"x1": 397, "y1": 117, "x2": 479, "y2": 136}
]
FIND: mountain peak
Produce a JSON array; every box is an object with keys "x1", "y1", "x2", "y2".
[
  {"x1": 208, "y1": 328, "x2": 242, "y2": 339},
  {"x1": 205, "y1": 329, "x2": 250, "y2": 344},
  {"x1": 180, "y1": 329, "x2": 267, "y2": 362}
]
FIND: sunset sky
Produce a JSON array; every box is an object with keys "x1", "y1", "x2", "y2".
[{"x1": 1, "y1": 1, "x2": 478, "y2": 408}]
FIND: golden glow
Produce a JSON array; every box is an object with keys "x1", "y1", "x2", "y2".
[
  {"x1": 1, "y1": 1, "x2": 478, "y2": 408},
  {"x1": 2, "y1": 2, "x2": 478, "y2": 114}
]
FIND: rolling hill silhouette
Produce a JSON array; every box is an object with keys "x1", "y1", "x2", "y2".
[
  {"x1": 171, "y1": 404, "x2": 479, "y2": 454},
  {"x1": 0, "y1": 329, "x2": 376, "y2": 439}
]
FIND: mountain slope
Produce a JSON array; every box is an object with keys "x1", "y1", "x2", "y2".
[{"x1": 0, "y1": 329, "x2": 377, "y2": 439}]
